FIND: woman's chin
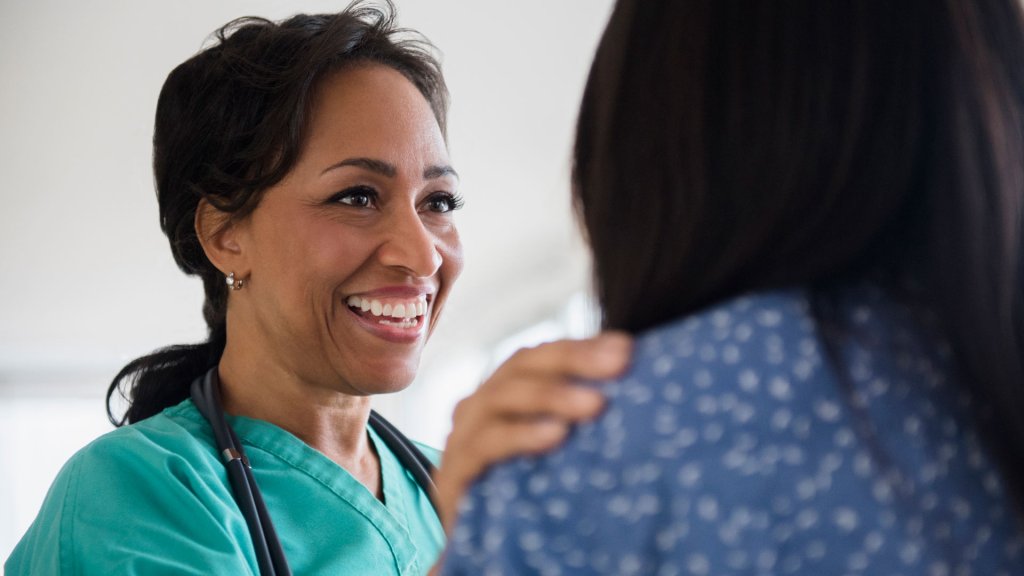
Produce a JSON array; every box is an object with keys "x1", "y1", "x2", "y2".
[
  {"x1": 363, "y1": 375, "x2": 416, "y2": 396},
  {"x1": 339, "y1": 364, "x2": 420, "y2": 397}
]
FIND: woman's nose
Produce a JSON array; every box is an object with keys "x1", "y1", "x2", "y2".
[{"x1": 377, "y1": 208, "x2": 443, "y2": 277}]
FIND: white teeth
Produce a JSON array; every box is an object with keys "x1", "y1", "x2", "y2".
[
  {"x1": 379, "y1": 318, "x2": 417, "y2": 328},
  {"x1": 346, "y1": 295, "x2": 429, "y2": 320}
]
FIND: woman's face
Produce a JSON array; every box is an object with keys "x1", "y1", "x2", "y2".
[{"x1": 233, "y1": 65, "x2": 462, "y2": 396}]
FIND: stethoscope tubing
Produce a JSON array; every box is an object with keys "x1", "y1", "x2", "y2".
[
  {"x1": 192, "y1": 370, "x2": 291, "y2": 575},
  {"x1": 368, "y1": 410, "x2": 440, "y2": 512}
]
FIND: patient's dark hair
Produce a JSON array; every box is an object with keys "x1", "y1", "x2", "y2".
[
  {"x1": 574, "y1": 0, "x2": 1024, "y2": 512},
  {"x1": 106, "y1": 0, "x2": 448, "y2": 425}
]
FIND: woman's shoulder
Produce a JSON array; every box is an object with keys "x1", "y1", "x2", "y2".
[
  {"x1": 26, "y1": 398, "x2": 222, "y2": 528},
  {"x1": 32, "y1": 399, "x2": 222, "y2": 519},
  {"x1": 463, "y1": 291, "x2": 824, "y2": 491},
  {"x1": 6, "y1": 399, "x2": 245, "y2": 575},
  {"x1": 611, "y1": 289, "x2": 822, "y2": 417},
  {"x1": 70, "y1": 399, "x2": 215, "y2": 470},
  {"x1": 629, "y1": 288, "x2": 816, "y2": 373},
  {"x1": 619, "y1": 284, "x2": 935, "y2": 406},
  {"x1": 501, "y1": 284, "x2": 946, "y2": 487},
  {"x1": 600, "y1": 285, "x2": 942, "y2": 438}
]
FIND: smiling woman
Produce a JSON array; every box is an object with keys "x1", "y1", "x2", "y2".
[
  {"x1": 3, "y1": 2, "x2": 630, "y2": 575},
  {"x1": 205, "y1": 66, "x2": 464, "y2": 404}
]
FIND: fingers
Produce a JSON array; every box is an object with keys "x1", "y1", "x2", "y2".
[
  {"x1": 485, "y1": 331, "x2": 633, "y2": 385},
  {"x1": 444, "y1": 418, "x2": 571, "y2": 478},
  {"x1": 462, "y1": 375, "x2": 605, "y2": 423},
  {"x1": 449, "y1": 331, "x2": 635, "y2": 451},
  {"x1": 464, "y1": 331, "x2": 633, "y2": 424}
]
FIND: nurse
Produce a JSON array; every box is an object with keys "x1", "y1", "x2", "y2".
[{"x1": 5, "y1": 3, "x2": 629, "y2": 575}]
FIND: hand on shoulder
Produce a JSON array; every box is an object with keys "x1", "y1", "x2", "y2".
[{"x1": 432, "y1": 331, "x2": 632, "y2": 533}]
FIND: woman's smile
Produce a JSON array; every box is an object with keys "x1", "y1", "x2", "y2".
[{"x1": 344, "y1": 289, "x2": 435, "y2": 343}]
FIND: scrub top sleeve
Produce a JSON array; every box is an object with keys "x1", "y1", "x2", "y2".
[
  {"x1": 4, "y1": 455, "x2": 82, "y2": 575},
  {"x1": 6, "y1": 428, "x2": 259, "y2": 576}
]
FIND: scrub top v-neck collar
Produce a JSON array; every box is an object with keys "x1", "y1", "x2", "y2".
[{"x1": 223, "y1": 409, "x2": 439, "y2": 574}]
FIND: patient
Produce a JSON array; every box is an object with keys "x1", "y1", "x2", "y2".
[{"x1": 440, "y1": 0, "x2": 1024, "y2": 573}]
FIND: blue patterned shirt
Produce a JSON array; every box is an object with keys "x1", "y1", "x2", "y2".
[{"x1": 442, "y1": 287, "x2": 1024, "y2": 575}]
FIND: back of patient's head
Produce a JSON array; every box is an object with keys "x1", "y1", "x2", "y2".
[{"x1": 573, "y1": 0, "x2": 1024, "y2": 511}]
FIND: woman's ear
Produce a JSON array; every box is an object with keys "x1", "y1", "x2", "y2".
[{"x1": 195, "y1": 198, "x2": 247, "y2": 276}]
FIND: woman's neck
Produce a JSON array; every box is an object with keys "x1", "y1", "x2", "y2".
[{"x1": 215, "y1": 343, "x2": 383, "y2": 500}]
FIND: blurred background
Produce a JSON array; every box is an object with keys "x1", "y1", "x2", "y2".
[{"x1": 0, "y1": 0, "x2": 614, "y2": 559}]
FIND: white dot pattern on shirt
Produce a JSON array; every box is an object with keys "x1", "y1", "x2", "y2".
[{"x1": 443, "y1": 287, "x2": 1024, "y2": 575}]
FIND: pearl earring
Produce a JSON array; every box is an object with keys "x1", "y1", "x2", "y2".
[{"x1": 226, "y1": 272, "x2": 245, "y2": 290}]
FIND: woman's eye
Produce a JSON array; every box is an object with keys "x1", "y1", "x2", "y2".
[
  {"x1": 333, "y1": 187, "x2": 376, "y2": 208},
  {"x1": 425, "y1": 192, "x2": 465, "y2": 213}
]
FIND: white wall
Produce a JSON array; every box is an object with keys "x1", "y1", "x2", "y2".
[{"x1": 0, "y1": 0, "x2": 614, "y2": 560}]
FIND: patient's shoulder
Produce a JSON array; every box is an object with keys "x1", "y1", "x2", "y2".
[{"x1": 597, "y1": 290, "x2": 825, "y2": 444}]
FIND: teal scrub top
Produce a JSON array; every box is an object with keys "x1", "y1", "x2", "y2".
[{"x1": 5, "y1": 399, "x2": 444, "y2": 575}]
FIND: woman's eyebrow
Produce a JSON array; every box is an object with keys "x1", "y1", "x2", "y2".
[
  {"x1": 321, "y1": 157, "x2": 396, "y2": 177},
  {"x1": 320, "y1": 158, "x2": 457, "y2": 181},
  {"x1": 424, "y1": 165, "x2": 458, "y2": 180}
]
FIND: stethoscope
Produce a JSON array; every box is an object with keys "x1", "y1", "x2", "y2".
[{"x1": 190, "y1": 368, "x2": 440, "y2": 576}]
